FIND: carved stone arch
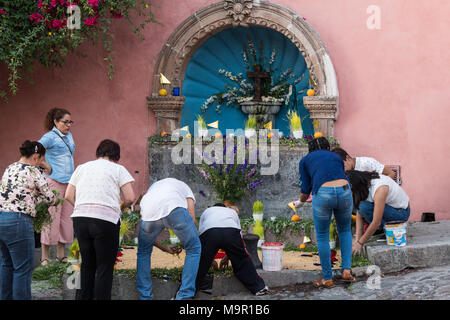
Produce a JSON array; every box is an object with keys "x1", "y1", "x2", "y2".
[{"x1": 148, "y1": 0, "x2": 339, "y2": 137}]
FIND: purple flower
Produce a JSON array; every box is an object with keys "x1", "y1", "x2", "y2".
[{"x1": 199, "y1": 190, "x2": 206, "y2": 198}]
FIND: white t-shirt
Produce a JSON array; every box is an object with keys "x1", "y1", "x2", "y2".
[
  {"x1": 198, "y1": 206, "x2": 241, "y2": 236},
  {"x1": 367, "y1": 174, "x2": 409, "y2": 209},
  {"x1": 355, "y1": 157, "x2": 384, "y2": 174},
  {"x1": 140, "y1": 178, "x2": 195, "y2": 221},
  {"x1": 69, "y1": 159, "x2": 135, "y2": 224}
]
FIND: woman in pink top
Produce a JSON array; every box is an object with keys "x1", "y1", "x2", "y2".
[{"x1": 0, "y1": 141, "x2": 57, "y2": 300}]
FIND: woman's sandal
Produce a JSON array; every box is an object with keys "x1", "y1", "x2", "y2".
[
  {"x1": 341, "y1": 270, "x2": 356, "y2": 282},
  {"x1": 40, "y1": 258, "x2": 49, "y2": 267},
  {"x1": 56, "y1": 257, "x2": 68, "y2": 263},
  {"x1": 313, "y1": 279, "x2": 335, "y2": 288}
]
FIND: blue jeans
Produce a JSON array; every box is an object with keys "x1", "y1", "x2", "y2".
[
  {"x1": 136, "y1": 207, "x2": 201, "y2": 300},
  {"x1": 359, "y1": 201, "x2": 410, "y2": 226},
  {"x1": 312, "y1": 186, "x2": 353, "y2": 280},
  {"x1": 0, "y1": 211, "x2": 35, "y2": 300}
]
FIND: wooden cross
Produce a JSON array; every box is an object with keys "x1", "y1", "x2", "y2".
[{"x1": 247, "y1": 64, "x2": 270, "y2": 101}]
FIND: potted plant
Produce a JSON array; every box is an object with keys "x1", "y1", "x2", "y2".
[
  {"x1": 288, "y1": 110, "x2": 303, "y2": 139},
  {"x1": 245, "y1": 117, "x2": 257, "y2": 138},
  {"x1": 252, "y1": 201, "x2": 265, "y2": 247},
  {"x1": 197, "y1": 115, "x2": 208, "y2": 137},
  {"x1": 190, "y1": 143, "x2": 263, "y2": 204}
]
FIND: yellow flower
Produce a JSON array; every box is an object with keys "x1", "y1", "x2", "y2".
[
  {"x1": 48, "y1": 32, "x2": 52, "y2": 36},
  {"x1": 145, "y1": 3, "x2": 149, "y2": 8},
  {"x1": 110, "y1": 7, "x2": 114, "y2": 11}
]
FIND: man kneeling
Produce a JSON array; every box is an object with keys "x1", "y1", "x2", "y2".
[{"x1": 195, "y1": 203, "x2": 268, "y2": 296}]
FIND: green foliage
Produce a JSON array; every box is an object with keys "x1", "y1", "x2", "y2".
[
  {"x1": 262, "y1": 217, "x2": 314, "y2": 241},
  {"x1": 32, "y1": 262, "x2": 70, "y2": 289},
  {"x1": 0, "y1": 0, "x2": 157, "y2": 100},
  {"x1": 245, "y1": 117, "x2": 257, "y2": 129},
  {"x1": 34, "y1": 189, "x2": 64, "y2": 233},
  {"x1": 252, "y1": 200, "x2": 263, "y2": 213},
  {"x1": 120, "y1": 209, "x2": 140, "y2": 239},
  {"x1": 196, "y1": 114, "x2": 207, "y2": 129}
]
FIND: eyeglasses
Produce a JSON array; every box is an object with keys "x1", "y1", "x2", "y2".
[{"x1": 60, "y1": 120, "x2": 74, "y2": 126}]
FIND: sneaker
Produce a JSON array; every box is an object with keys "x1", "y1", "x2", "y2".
[{"x1": 255, "y1": 286, "x2": 269, "y2": 296}]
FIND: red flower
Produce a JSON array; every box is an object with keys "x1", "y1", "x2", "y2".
[
  {"x1": 0, "y1": 8, "x2": 5, "y2": 16},
  {"x1": 30, "y1": 12, "x2": 44, "y2": 23},
  {"x1": 88, "y1": 0, "x2": 99, "y2": 7},
  {"x1": 52, "y1": 19, "x2": 65, "y2": 29},
  {"x1": 84, "y1": 15, "x2": 98, "y2": 26},
  {"x1": 50, "y1": 0, "x2": 58, "y2": 7}
]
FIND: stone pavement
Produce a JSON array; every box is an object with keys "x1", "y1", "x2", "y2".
[
  {"x1": 215, "y1": 264, "x2": 450, "y2": 300},
  {"x1": 31, "y1": 220, "x2": 450, "y2": 300}
]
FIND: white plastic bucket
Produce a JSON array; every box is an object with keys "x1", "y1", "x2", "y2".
[
  {"x1": 261, "y1": 242, "x2": 284, "y2": 271},
  {"x1": 384, "y1": 222, "x2": 407, "y2": 247}
]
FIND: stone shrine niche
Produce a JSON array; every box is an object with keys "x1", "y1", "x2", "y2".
[{"x1": 147, "y1": 0, "x2": 339, "y2": 137}]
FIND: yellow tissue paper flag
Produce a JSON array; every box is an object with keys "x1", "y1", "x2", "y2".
[
  {"x1": 303, "y1": 236, "x2": 311, "y2": 243},
  {"x1": 160, "y1": 73, "x2": 171, "y2": 84},
  {"x1": 180, "y1": 126, "x2": 189, "y2": 132},
  {"x1": 263, "y1": 121, "x2": 272, "y2": 130},
  {"x1": 207, "y1": 121, "x2": 219, "y2": 129}
]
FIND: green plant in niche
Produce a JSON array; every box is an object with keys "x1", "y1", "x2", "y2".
[
  {"x1": 262, "y1": 217, "x2": 314, "y2": 241},
  {"x1": 245, "y1": 117, "x2": 257, "y2": 130},
  {"x1": 253, "y1": 201, "x2": 263, "y2": 213}
]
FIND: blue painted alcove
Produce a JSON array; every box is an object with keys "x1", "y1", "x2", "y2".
[{"x1": 180, "y1": 25, "x2": 314, "y2": 137}]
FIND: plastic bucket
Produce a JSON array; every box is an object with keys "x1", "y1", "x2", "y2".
[
  {"x1": 384, "y1": 222, "x2": 407, "y2": 246},
  {"x1": 261, "y1": 242, "x2": 284, "y2": 271}
]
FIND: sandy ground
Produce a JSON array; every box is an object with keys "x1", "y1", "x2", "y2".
[{"x1": 115, "y1": 246, "x2": 342, "y2": 271}]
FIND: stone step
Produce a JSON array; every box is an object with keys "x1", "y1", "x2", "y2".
[{"x1": 364, "y1": 221, "x2": 450, "y2": 273}]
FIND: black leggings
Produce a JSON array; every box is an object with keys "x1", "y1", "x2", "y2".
[
  {"x1": 196, "y1": 228, "x2": 265, "y2": 294},
  {"x1": 72, "y1": 217, "x2": 120, "y2": 300}
]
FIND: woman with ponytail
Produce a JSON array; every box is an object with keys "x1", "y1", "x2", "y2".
[
  {"x1": 38, "y1": 108, "x2": 75, "y2": 266},
  {"x1": 0, "y1": 141, "x2": 57, "y2": 299},
  {"x1": 294, "y1": 135, "x2": 355, "y2": 288}
]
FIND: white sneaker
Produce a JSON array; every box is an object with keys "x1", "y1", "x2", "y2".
[{"x1": 255, "y1": 286, "x2": 269, "y2": 296}]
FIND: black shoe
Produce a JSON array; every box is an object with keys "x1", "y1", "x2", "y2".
[
  {"x1": 255, "y1": 286, "x2": 269, "y2": 296},
  {"x1": 197, "y1": 273, "x2": 214, "y2": 294}
]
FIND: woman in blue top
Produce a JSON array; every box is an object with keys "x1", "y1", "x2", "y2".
[
  {"x1": 38, "y1": 108, "x2": 75, "y2": 266},
  {"x1": 295, "y1": 137, "x2": 354, "y2": 287}
]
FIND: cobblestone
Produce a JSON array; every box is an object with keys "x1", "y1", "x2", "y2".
[{"x1": 214, "y1": 264, "x2": 450, "y2": 300}]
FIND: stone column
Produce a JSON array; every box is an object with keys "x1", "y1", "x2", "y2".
[
  {"x1": 303, "y1": 96, "x2": 338, "y2": 137},
  {"x1": 147, "y1": 96, "x2": 186, "y2": 134}
]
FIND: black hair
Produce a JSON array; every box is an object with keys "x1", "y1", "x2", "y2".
[
  {"x1": 19, "y1": 140, "x2": 45, "y2": 158},
  {"x1": 331, "y1": 147, "x2": 350, "y2": 162},
  {"x1": 346, "y1": 170, "x2": 380, "y2": 210},
  {"x1": 44, "y1": 108, "x2": 71, "y2": 131},
  {"x1": 213, "y1": 203, "x2": 226, "y2": 207},
  {"x1": 96, "y1": 139, "x2": 120, "y2": 162},
  {"x1": 307, "y1": 137, "x2": 330, "y2": 153}
]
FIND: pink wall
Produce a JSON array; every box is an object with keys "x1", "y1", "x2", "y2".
[{"x1": 1, "y1": 0, "x2": 449, "y2": 220}]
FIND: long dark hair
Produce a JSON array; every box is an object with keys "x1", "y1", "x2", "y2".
[
  {"x1": 346, "y1": 170, "x2": 380, "y2": 210},
  {"x1": 307, "y1": 137, "x2": 330, "y2": 153},
  {"x1": 44, "y1": 108, "x2": 71, "y2": 131}
]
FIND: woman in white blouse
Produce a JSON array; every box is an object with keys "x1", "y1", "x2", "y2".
[
  {"x1": 65, "y1": 139, "x2": 135, "y2": 300},
  {"x1": 346, "y1": 170, "x2": 410, "y2": 254}
]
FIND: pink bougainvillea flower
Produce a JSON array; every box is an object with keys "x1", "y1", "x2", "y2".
[
  {"x1": 0, "y1": 8, "x2": 6, "y2": 15},
  {"x1": 50, "y1": 0, "x2": 58, "y2": 7},
  {"x1": 88, "y1": 0, "x2": 99, "y2": 7},
  {"x1": 52, "y1": 19, "x2": 65, "y2": 29},
  {"x1": 84, "y1": 15, "x2": 98, "y2": 26},
  {"x1": 37, "y1": 0, "x2": 43, "y2": 8},
  {"x1": 30, "y1": 12, "x2": 44, "y2": 23},
  {"x1": 111, "y1": 12, "x2": 122, "y2": 19}
]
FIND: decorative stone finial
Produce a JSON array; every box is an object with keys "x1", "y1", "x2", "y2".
[{"x1": 224, "y1": 0, "x2": 253, "y2": 27}]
